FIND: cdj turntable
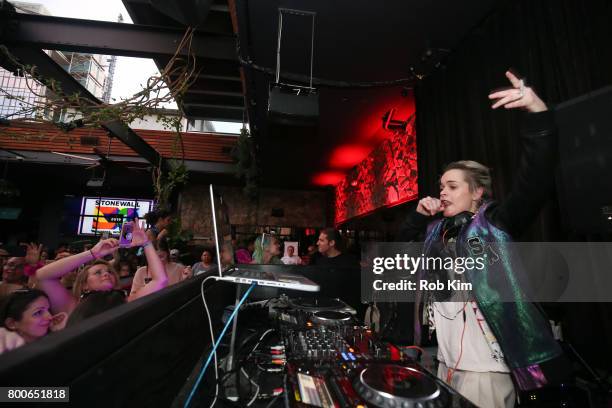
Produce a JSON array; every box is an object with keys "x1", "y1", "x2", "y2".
[
  {"x1": 287, "y1": 297, "x2": 357, "y2": 315},
  {"x1": 311, "y1": 310, "x2": 352, "y2": 326},
  {"x1": 269, "y1": 296, "x2": 357, "y2": 328},
  {"x1": 275, "y1": 297, "x2": 476, "y2": 408},
  {"x1": 354, "y1": 364, "x2": 446, "y2": 408}
]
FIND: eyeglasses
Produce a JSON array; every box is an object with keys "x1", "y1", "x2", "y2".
[
  {"x1": 89, "y1": 268, "x2": 112, "y2": 276},
  {"x1": 79, "y1": 289, "x2": 127, "y2": 300}
]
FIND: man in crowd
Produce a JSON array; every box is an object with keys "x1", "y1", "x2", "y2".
[
  {"x1": 314, "y1": 228, "x2": 358, "y2": 268},
  {"x1": 0, "y1": 257, "x2": 26, "y2": 299}
]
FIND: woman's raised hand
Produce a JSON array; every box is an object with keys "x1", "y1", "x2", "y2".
[
  {"x1": 21, "y1": 242, "x2": 43, "y2": 265},
  {"x1": 128, "y1": 218, "x2": 149, "y2": 247},
  {"x1": 488, "y1": 70, "x2": 547, "y2": 113},
  {"x1": 91, "y1": 238, "x2": 119, "y2": 258},
  {"x1": 416, "y1": 196, "x2": 444, "y2": 216}
]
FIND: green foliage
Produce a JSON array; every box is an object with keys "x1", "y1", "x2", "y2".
[
  {"x1": 165, "y1": 217, "x2": 193, "y2": 251},
  {"x1": 153, "y1": 159, "x2": 189, "y2": 210}
]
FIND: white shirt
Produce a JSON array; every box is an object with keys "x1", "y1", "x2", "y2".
[{"x1": 433, "y1": 301, "x2": 509, "y2": 373}]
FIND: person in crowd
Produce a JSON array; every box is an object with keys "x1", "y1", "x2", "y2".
[
  {"x1": 0, "y1": 288, "x2": 67, "y2": 354},
  {"x1": 117, "y1": 261, "x2": 132, "y2": 278},
  {"x1": 130, "y1": 246, "x2": 186, "y2": 298},
  {"x1": 170, "y1": 248, "x2": 180, "y2": 263},
  {"x1": 314, "y1": 228, "x2": 358, "y2": 267},
  {"x1": 55, "y1": 247, "x2": 81, "y2": 290},
  {"x1": 303, "y1": 243, "x2": 321, "y2": 265},
  {"x1": 126, "y1": 252, "x2": 140, "y2": 274},
  {"x1": 281, "y1": 245, "x2": 302, "y2": 265},
  {"x1": 234, "y1": 238, "x2": 254, "y2": 264},
  {"x1": 0, "y1": 257, "x2": 27, "y2": 299},
  {"x1": 20, "y1": 243, "x2": 45, "y2": 288},
  {"x1": 54, "y1": 243, "x2": 70, "y2": 257},
  {"x1": 251, "y1": 234, "x2": 282, "y2": 264},
  {"x1": 54, "y1": 250, "x2": 72, "y2": 261},
  {"x1": 35, "y1": 219, "x2": 166, "y2": 316},
  {"x1": 401, "y1": 71, "x2": 569, "y2": 407},
  {"x1": 219, "y1": 243, "x2": 235, "y2": 270},
  {"x1": 144, "y1": 209, "x2": 173, "y2": 246},
  {"x1": 0, "y1": 248, "x2": 9, "y2": 272},
  {"x1": 40, "y1": 248, "x2": 49, "y2": 264},
  {"x1": 192, "y1": 249, "x2": 216, "y2": 276}
]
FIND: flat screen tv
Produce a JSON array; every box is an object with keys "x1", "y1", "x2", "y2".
[{"x1": 78, "y1": 196, "x2": 154, "y2": 236}]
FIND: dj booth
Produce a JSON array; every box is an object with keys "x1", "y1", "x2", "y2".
[{"x1": 0, "y1": 266, "x2": 473, "y2": 407}]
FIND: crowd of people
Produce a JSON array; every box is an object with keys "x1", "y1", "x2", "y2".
[{"x1": 0, "y1": 212, "x2": 356, "y2": 354}]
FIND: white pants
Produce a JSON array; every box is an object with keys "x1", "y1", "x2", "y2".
[{"x1": 437, "y1": 362, "x2": 516, "y2": 408}]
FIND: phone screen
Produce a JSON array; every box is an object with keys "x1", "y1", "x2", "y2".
[{"x1": 119, "y1": 222, "x2": 133, "y2": 247}]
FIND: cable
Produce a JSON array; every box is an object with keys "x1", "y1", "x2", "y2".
[
  {"x1": 235, "y1": 31, "x2": 422, "y2": 89},
  {"x1": 446, "y1": 305, "x2": 468, "y2": 384},
  {"x1": 241, "y1": 367, "x2": 260, "y2": 406},
  {"x1": 263, "y1": 394, "x2": 280, "y2": 408},
  {"x1": 201, "y1": 276, "x2": 219, "y2": 408},
  {"x1": 249, "y1": 329, "x2": 275, "y2": 357},
  {"x1": 238, "y1": 329, "x2": 275, "y2": 406},
  {"x1": 185, "y1": 281, "x2": 257, "y2": 408}
]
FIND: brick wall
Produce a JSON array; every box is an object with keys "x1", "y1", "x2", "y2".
[{"x1": 180, "y1": 185, "x2": 329, "y2": 242}]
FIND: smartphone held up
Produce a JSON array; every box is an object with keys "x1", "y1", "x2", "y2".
[{"x1": 119, "y1": 221, "x2": 134, "y2": 248}]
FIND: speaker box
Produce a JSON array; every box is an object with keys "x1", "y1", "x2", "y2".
[
  {"x1": 268, "y1": 84, "x2": 319, "y2": 126},
  {"x1": 555, "y1": 85, "x2": 612, "y2": 233}
]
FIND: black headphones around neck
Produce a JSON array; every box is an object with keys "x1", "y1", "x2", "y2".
[{"x1": 442, "y1": 211, "x2": 474, "y2": 231}]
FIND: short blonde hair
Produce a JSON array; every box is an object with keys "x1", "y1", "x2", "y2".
[
  {"x1": 443, "y1": 160, "x2": 492, "y2": 200},
  {"x1": 72, "y1": 260, "x2": 120, "y2": 299}
]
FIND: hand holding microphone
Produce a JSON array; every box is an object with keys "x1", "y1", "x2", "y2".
[{"x1": 416, "y1": 196, "x2": 444, "y2": 216}]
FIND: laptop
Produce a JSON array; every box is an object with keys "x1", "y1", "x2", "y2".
[{"x1": 209, "y1": 185, "x2": 320, "y2": 292}]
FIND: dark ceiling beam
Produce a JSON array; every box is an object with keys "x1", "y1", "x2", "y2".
[
  {"x1": 6, "y1": 47, "x2": 99, "y2": 101},
  {"x1": 184, "y1": 89, "x2": 243, "y2": 97},
  {"x1": 183, "y1": 105, "x2": 244, "y2": 122},
  {"x1": 182, "y1": 92, "x2": 243, "y2": 107},
  {"x1": 160, "y1": 58, "x2": 241, "y2": 78},
  {"x1": 181, "y1": 77, "x2": 243, "y2": 93},
  {"x1": 199, "y1": 74, "x2": 241, "y2": 82},
  {"x1": 183, "y1": 103, "x2": 244, "y2": 111},
  {"x1": 101, "y1": 121, "x2": 169, "y2": 172},
  {"x1": 1, "y1": 46, "x2": 169, "y2": 172},
  {"x1": 3, "y1": 12, "x2": 237, "y2": 61},
  {"x1": 122, "y1": 1, "x2": 232, "y2": 34}
]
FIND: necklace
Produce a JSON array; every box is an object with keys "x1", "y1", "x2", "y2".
[{"x1": 432, "y1": 301, "x2": 468, "y2": 320}]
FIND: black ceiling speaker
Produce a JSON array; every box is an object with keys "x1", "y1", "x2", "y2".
[
  {"x1": 268, "y1": 84, "x2": 319, "y2": 126},
  {"x1": 149, "y1": 0, "x2": 212, "y2": 27}
]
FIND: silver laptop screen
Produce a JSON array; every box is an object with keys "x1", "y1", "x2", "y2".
[{"x1": 209, "y1": 185, "x2": 235, "y2": 276}]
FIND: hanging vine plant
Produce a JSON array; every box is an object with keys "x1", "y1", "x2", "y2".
[{"x1": 232, "y1": 126, "x2": 259, "y2": 200}]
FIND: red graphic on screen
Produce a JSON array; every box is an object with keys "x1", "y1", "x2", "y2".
[{"x1": 92, "y1": 207, "x2": 138, "y2": 232}]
